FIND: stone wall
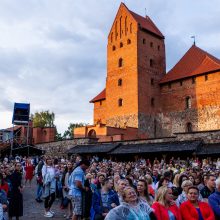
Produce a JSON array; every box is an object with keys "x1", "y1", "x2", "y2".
[
  {"x1": 35, "y1": 138, "x2": 98, "y2": 156},
  {"x1": 106, "y1": 114, "x2": 138, "y2": 128}
]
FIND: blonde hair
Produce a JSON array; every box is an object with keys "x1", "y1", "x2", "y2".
[
  {"x1": 122, "y1": 186, "x2": 136, "y2": 201},
  {"x1": 173, "y1": 174, "x2": 180, "y2": 187},
  {"x1": 181, "y1": 180, "x2": 193, "y2": 188},
  {"x1": 155, "y1": 186, "x2": 171, "y2": 206}
]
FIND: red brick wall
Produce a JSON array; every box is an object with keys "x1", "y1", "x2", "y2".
[
  {"x1": 106, "y1": 4, "x2": 139, "y2": 128},
  {"x1": 159, "y1": 71, "x2": 220, "y2": 135},
  {"x1": 32, "y1": 127, "x2": 55, "y2": 144}
]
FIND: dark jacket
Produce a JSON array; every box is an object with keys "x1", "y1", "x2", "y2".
[
  {"x1": 208, "y1": 190, "x2": 220, "y2": 219},
  {"x1": 91, "y1": 189, "x2": 119, "y2": 217},
  {"x1": 201, "y1": 186, "x2": 214, "y2": 199}
]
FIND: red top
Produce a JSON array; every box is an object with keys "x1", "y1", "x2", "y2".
[
  {"x1": 25, "y1": 163, "x2": 34, "y2": 180},
  {"x1": 152, "y1": 202, "x2": 182, "y2": 220},
  {"x1": 180, "y1": 200, "x2": 215, "y2": 220},
  {"x1": 0, "y1": 182, "x2": 9, "y2": 195}
]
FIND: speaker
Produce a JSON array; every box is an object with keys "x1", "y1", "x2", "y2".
[{"x1": 12, "y1": 103, "x2": 30, "y2": 125}]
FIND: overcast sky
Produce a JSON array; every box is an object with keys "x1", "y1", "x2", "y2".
[{"x1": 1, "y1": 0, "x2": 220, "y2": 134}]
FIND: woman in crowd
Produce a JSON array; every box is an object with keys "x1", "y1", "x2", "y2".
[
  {"x1": 137, "y1": 179, "x2": 154, "y2": 206},
  {"x1": 152, "y1": 186, "x2": 182, "y2": 220},
  {"x1": 62, "y1": 161, "x2": 73, "y2": 219},
  {"x1": 0, "y1": 173, "x2": 9, "y2": 195},
  {"x1": 8, "y1": 163, "x2": 23, "y2": 220},
  {"x1": 157, "y1": 177, "x2": 169, "y2": 189},
  {"x1": 177, "y1": 174, "x2": 188, "y2": 195},
  {"x1": 176, "y1": 180, "x2": 203, "y2": 207},
  {"x1": 180, "y1": 186, "x2": 215, "y2": 220},
  {"x1": 24, "y1": 159, "x2": 34, "y2": 188},
  {"x1": 105, "y1": 186, "x2": 157, "y2": 220},
  {"x1": 42, "y1": 158, "x2": 56, "y2": 218},
  {"x1": 91, "y1": 178, "x2": 119, "y2": 220}
]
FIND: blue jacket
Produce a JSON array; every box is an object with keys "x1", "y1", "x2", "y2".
[
  {"x1": 91, "y1": 189, "x2": 119, "y2": 219},
  {"x1": 208, "y1": 190, "x2": 220, "y2": 218}
]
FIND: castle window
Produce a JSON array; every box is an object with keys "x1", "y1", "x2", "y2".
[
  {"x1": 118, "y1": 58, "x2": 123, "y2": 67},
  {"x1": 43, "y1": 130, "x2": 47, "y2": 135},
  {"x1": 180, "y1": 81, "x2": 183, "y2": 86},
  {"x1": 150, "y1": 42, "x2": 153, "y2": 47},
  {"x1": 88, "y1": 129, "x2": 96, "y2": 138},
  {"x1": 192, "y1": 77, "x2": 196, "y2": 84},
  {"x1": 143, "y1": 39, "x2": 146, "y2": 44},
  {"x1": 151, "y1": 98, "x2": 155, "y2": 107},
  {"x1": 151, "y1": 78, "x2": 154, "y2": 86},
  {"x1": 205, "y1": 75, "x2": 208, "y2": 81},
  {"x1": 127, "y1": 39, "x2": 131, "y2": 44},
  {"x1": 158, "y1": 45, "x2": 160, "y2": 51},
  {"x1": 120, "y1": 16, "x2": 122, "y2": 38},
  {"x1": 130, "y1": 23, "x2": 132, "y2": 33},
  {"x1": 186, "y1": 122, "x2": 193, "y2": 132},
  {"x1": 125, "y1": 17, "x2": 127, "y2": 36},
  {"x1": 186, "y1": 96, "x2": 191, "y2": 109},
  {"x1": 118, "y1": 98, "x2": 123, "y2": 107},
  {"x1": 100, "y1": 101, "x2": 102, "y2": 106},
  {"x1": 111, "y1": 32, "x2": 113, "y2": 43},
  {"x1": 115, "y1": 21, "x2": 118, "y2": 40},
  {"x1": 168, "y1": 83, "x2": 171, "y2": 89},
  {"x1": 150, "y1": 59, "x2": 153, "y2": 67},
  {"x1": 112, "y1": 45, "x2": 116, "y2": 51},
  {"x1": 120, "y1": 42, "x2": 123, "y2": 48},
  {"x1": 118, "y1": 78, "x2": 122, "y2": 86}
]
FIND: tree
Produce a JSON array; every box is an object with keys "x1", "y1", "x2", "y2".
[
  {"x1": 31, "y1": 110, "x2": 55, "y2": 127},
  {"x1": 63, "y1": 123, "x2": 86, "y2": 139}
]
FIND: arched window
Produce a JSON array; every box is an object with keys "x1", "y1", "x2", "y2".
[
  {"x1": 127, "y1": 39, "x2": 131, "y2": 44},
  {"x1": 130, "y1": 23, "x2": 132, "y2": 33},
  {"x1": 115, "y1": 21, "x2": 118, "y2": 40},
  {"x1": 125, "y1": 17, "x2": 127, "y2": 36},
  {"x1": 120, "y1": 42, "x2": 123, "y2": 48},
  {"x1": 143, "y1": 39, "x2": 146, "y2": 44},
  {"x1": 118, "y1": 78, "x2": 122, "y2": 86},
  {"x1": 151, "y1": 98, "x2": 155, "y2": 107},
  {"x1": 186, "y1": 97, "x2": 191, "y2": 109},
  {"x1": 150, "y1": 59, "x2": 153, "y2": 67},
  {"x1": 118, "y1": 58, "x2": 123, "y2": 67},
  {"x1": 120, "y1": 16, "x2": 122, "y2": 38},
  {"x1": 111, "y1": 32, "x2": 113, "y2": 43},
  {"x1": 150, "y1": 42, "x2": 153, "y2": 47},
  {"x1": 112, "y1": 45, "x2": 116, "y2": 51},
  {"x1": 88, "y1": 129, "x2": 96, "y2": 138},
  {"x1": 186, "y1": 123, "x2": 192, "y2": 132},
  {"x1": 118, "y1": 98, "x2": 123, "y2": 107}
]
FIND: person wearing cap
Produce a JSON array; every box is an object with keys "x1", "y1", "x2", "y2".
[{"x1": 68, "y1": 159, "x2": 90, "y2": 220}]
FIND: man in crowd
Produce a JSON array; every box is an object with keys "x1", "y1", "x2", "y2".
[
  {"x1": 208, "y1": 177, "x2": 220, "y2": 219},
  {"x1": 200, "y1": 174, "x2": 216, "y2": 201},
  {"x1": 69, "y1": 159, "x2": 90, "y2": 220}
]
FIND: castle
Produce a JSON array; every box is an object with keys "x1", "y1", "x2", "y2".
[{"x1": 74, "y1": 3, "x2": 220, "y2": 142}]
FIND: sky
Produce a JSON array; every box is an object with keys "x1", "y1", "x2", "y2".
[{"x1": 0, "y1": 0, "x2": 220, "y2": 134}]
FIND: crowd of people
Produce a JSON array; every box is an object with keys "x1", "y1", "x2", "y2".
[{"x1": 1, "y1": 155, "x2": 220, "y2": 219}]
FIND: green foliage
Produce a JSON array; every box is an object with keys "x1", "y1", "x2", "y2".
[
  {"x1": 55, "y1": 127, "x2": 63, "y2": 141},
  {"x1": 31, "y1": 110, "x2": 55, "y2": 127},
  {"x1": 63, "y1": 122, "x2": 86, "y2": 139}
]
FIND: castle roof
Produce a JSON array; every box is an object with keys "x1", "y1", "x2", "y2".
[
  {"x1": 160, "y1": 45, "x2": 220, "y2": 84},
  {"x1": 129, "y1": 10, "x2": 164, "y2": 39},
  {"x1": 90, "y1": 89, "x2": 106, "y2": 103}
]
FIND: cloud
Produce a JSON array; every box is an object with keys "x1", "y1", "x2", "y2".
[{"x1": 0, "y1": 0, "x2": 220, "y2": 134}]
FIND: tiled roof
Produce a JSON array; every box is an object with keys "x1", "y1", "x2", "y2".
[
  {"x1": 90, "y1": 89, "x2": 106, "y2": 103},
  {"x1": 160, "y1": 45, "x2": 220, "y2": 84},
  {"x1": 66, "y1": 143, "x2": 120, "y2": 154},
  {"x1": 129, "y1": 10, "x2": 164, "y2": 38},
  {"x1": 109, "y1": 140, "x2": 202, "y2": 155}
]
